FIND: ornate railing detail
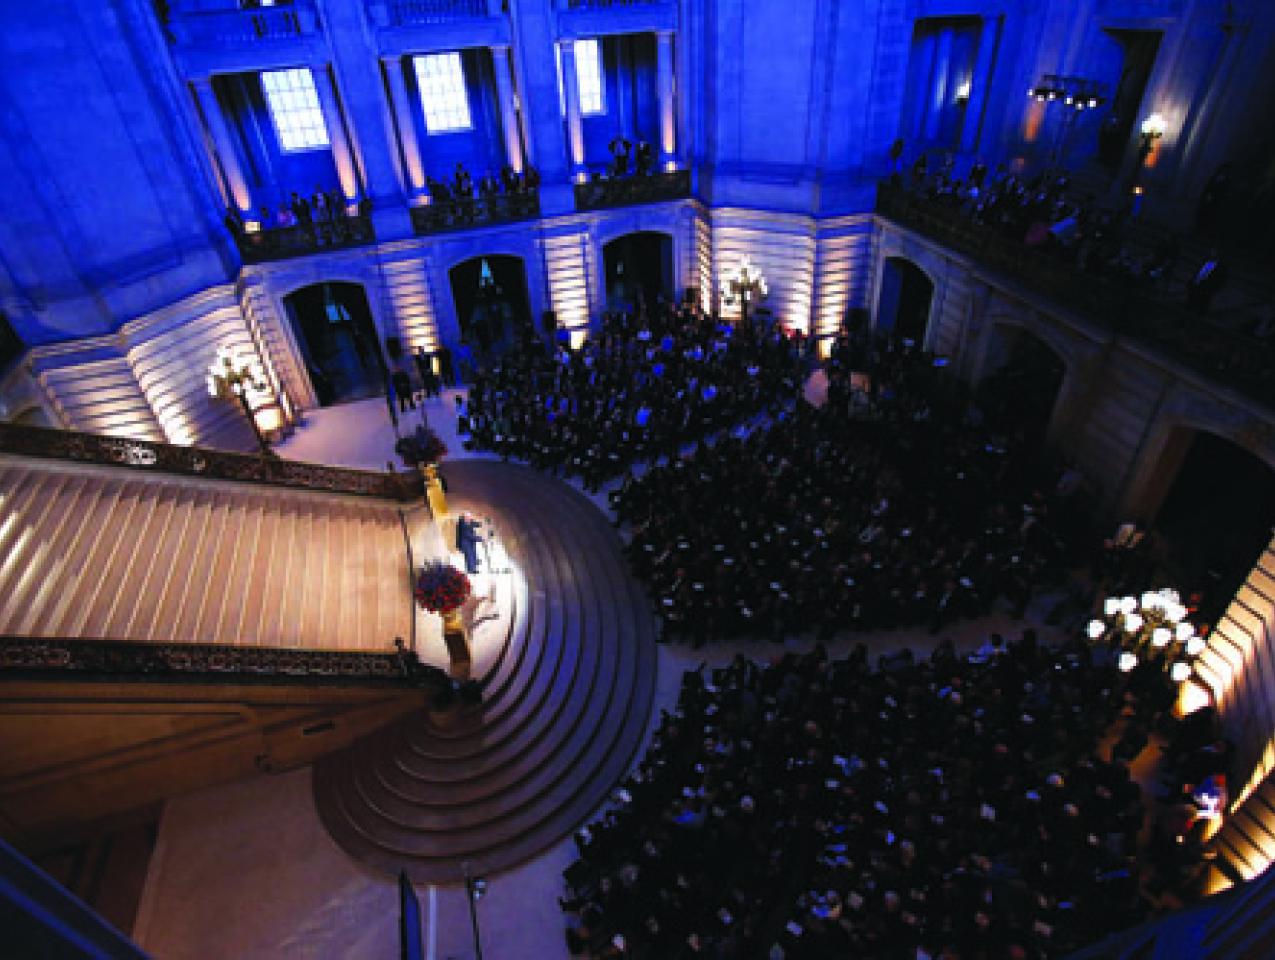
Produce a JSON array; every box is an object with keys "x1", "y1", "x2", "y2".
[
  {"x1": 875, "y1": 183, "x2": 1275, "y2": 409},
  {"x1": 574, "y1": 169, "x2": 691, "y2": 212},
  {"x1": 0, "y1": 636, "x2": 445, "y2": 687},
  {"x1": 564, "y1": 0, "x2": 662, "y2": 9},
  {"x1": 0, "y1": 422, "x2": 421, "y2": 502},
  {"x1": 389, "y1": 0, "x2": 489, "y2": 25},
  {"x1": 234, "y1": 214, "x2": 375, "y2": 264},
  {"x1": 410, "y1": 191, "x2": 540, "y2": 235},
  {"x1": 168, "y1": 2, "x2": 319, "y2": 49}
]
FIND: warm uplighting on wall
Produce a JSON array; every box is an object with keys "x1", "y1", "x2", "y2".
[
  {"x1": 719, "y1": 256, "x2": 768, "y2": 326},
  {"x1": 1139, "y1": 112, "x2": 1168, "y2": 168}
]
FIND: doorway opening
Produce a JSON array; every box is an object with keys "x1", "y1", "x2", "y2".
[
  {"x1": 448, "y1": 256, "x2": 532, "y2": 357},
  {"x1": 877, "y1": 257, "x2": 934, "y2": 344},
  {"x1": 1153, "y1": 430, "x2": 1275, "y2": 622},
  {"x1": 603, "y1": 232, "x2": 674, "y2": 312},
  {"x1": 284, "y1": 282, "x2": 385, "y2": 407},
  {"x1": 976, "y1": 326, "x2": 1066, "y2": 447}
]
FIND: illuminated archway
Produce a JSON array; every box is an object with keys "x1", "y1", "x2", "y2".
[
  {"x1": 602, "y1": 231, "x2": 674, "y2": 311},
  {"x1": 876, "y1": 256, "x2": 934, "y2": 344},
  {"x1": 282, "y1": 282, "x2": 385, "y2": 407}
]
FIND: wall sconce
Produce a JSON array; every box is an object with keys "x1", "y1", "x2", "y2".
[{"x1": 1139, "y1": 112, "x2": 1168, "y2": 161}]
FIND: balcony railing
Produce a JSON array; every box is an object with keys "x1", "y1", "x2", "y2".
[
  {"x1": 373, "y1": 0, "x2": 492, "y2": 26},
  {"x1": 875, "y1": 183, "x2": 1275, "y2": 409},
  {"x1": 0, "y1": 422, "x2": 421, "y2": 502},
  {"x1": 574, "y1": 169, "x2": 690, "y2": 212},
  {"x1": 167, "y1": 2, "x2": 319, "y2": 49},
  {"x1": 562, "y1": 0, "x2": 662, "y2": 8},
  {"x1": 410, "y1": 191, "x2": 540, "y2": 235},
  {"x1": 234, "y1": 214, "x2": 376, "y2": 264}
]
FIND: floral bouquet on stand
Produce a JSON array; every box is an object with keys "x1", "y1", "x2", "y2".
[
  {"x1": 396, "y1": 425, "x2": 448, "y2": 468},
  {"x1": 415, "y1": 561, "x2": 472, "y2": 614}
]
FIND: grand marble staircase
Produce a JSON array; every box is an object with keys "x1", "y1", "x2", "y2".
[
  {"x1": 313, "y1": 460, "x2": 659, "y2": 883},
  {"x1": 0, "y1": 454, "x2": 414, "y2": 651}
]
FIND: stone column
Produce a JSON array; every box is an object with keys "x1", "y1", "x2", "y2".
[
  {"x1": 656, "y1": 30, "x2": 676, "y2": 167},
  {"x1": 311, "y1": 64, "x2": 360, "y2": 207},
  {"x1": 960, "y1": 16, "x2": 1001, "y2": 154},
  {"x1": 924, "y1": 27, "x2": 954, "y2": 142},
  {"x1": 490, "y1": 45, "x2": 524, "y2": 175},
  {"x1": 192, "y1": 77, "x2": 254, "y2": 219},
  {"x1": 559, "y1": 38, "x2": 587, "y2": 179},
  {"x1": 382, "y1": 55, "x2": 426, "y2": 196}
]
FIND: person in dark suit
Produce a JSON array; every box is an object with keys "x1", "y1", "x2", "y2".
[
  {"x1": 456, "y1": 512, "x2": 484, "y2": 574},
  {"x1": 1186, "y1": 250, "x2": 1228, "y2": 315}
]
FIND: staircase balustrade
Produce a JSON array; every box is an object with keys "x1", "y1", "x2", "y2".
[{"x1": 0, "y1": 422, "x2": 420, "y2": 502}]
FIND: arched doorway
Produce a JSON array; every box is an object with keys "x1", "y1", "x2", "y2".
[
  {"x1": 877, "y1": 257, "x2": 934, "y2": 344},
  {"x1": 603, "y1": 232, "x2": 673, "y2": 311},
  {"x1": 1151, "y1": 430, "x2": 1275, "y2": 622},
  {"x1": 283, "y1": 282, "x2": 385, "y2": 407},
  {"x1": 448, "y1": 256, "x2": 532, "y2": 357},
  {"x1": 975, "y1": 325, "x2": 1066, "y2": 446}
]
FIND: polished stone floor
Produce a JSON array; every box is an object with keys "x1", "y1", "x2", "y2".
[{"x1": 134, "y1": 391, "x2": 1071, "y2": 960}]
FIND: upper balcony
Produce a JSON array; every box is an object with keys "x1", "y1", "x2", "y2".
[
  {"x1": 368, "y1": 0, "x2": 512, "y2": 56},
  {"x1": 574, "y1": 169, "x2": 690, "y2": 212},
  {"x1": 874, "y1": 182, "x2": 1275, "y2": 411},
  {"x1": 554, "y1": 0, "x2": 677, "y2": 39},
  {"x1": 163, "y1": 0, "x2": 328, "y2": 76}
]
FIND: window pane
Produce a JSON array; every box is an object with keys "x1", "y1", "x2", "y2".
[
  {"x1": 261, "y1": 68, "x2": 330, "y2": 152},
  {"x1": 414, "y1": 53, "x2": 473, "y2": 134},
  {"x1": 576, "y1": 38, "x2": 604, "y2": 116}
]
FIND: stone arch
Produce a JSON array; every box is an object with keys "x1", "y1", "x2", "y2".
[
  {"x1": 870, "y1": 237, "x2": 945, "y2": 349},
  {"x1": 876, "y1": 256, "x2": 935, "y2": 344},
  {"x1": 973, "y1": 313, "x2": 1081, "y2": 447},
  {"x1": 600, "y1": 230, "x2": 675, "y2": 312},
  {"x1": 446, "y1": 254, "x2": 534, "y2": 355},
  {"x1": 281, "y1": 280, "x2": 386, "y2": 408},
  {"x1": 593, "y1": 211, "x2": 686, "y2": 317}
]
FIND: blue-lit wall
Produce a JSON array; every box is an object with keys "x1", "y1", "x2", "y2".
[
  {"x1": 407, "y1": 49, "x2": 508, "y2": 183},
  {"x1": 579, "y1": 34, "x2": 659, "y2": 172},
  {"x1": 218, "y1": 74, "x2": 343, "y2": 222}
]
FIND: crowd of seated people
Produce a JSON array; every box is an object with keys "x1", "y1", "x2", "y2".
[
  {"x1": 460, "y1": 304, "x2": 807, "y2": 490},
  {"x1": 613, "y1": 331, "x2": 1079, "y2": 644},
  {"x1": 562, "y1": 637, "x2": 1190, "y2": 958}
]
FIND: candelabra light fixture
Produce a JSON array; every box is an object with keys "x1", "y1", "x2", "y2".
[
  {"x1": 1086, "y1": 587, "x2": 1205, "y2": 684},
  {"x1": 207, "y1": 344, "x2": 271, "y2": 455},
  {"x1": 1027, "y1": 75, "x2": 1106, "y2": 165},
  {"x1": 719, "y1": 256, "x2": 768, "y2": 327}
]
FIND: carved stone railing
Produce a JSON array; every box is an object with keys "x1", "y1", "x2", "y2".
[
  {"x1": 563, "y1": 0, "x2": 662, "y2": 8},
  {"x1": 0, "y1": 422, "x2": 421, "y2": 502},
  {"x1": 0, "y1": 636, "x2": 446, "y2": 688},
  {"x1": 574, "y1": 169, "x2": 691, "y2": 212},
  {"x1": 168, "y1": 1, "x2": 320, "y2": 49},
  {"x1": 235, "y1": 214, "x2": 375, "y2": 264},
  {"x1": 410, "y1": 190, "x2": 540, "y2": 235},
  {"x1": 875, "y1": 183, "x2": 1275, "y2": 410},
  {"x1": 385, "y1": 0, "x2": 491, "y2": 24}
]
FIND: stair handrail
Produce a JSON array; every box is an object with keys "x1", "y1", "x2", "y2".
[
  {"x1": 0, "y1": 635, "x2": 449, "y2": 689},
  {"x1": 0, "y1": 422, "x2": 421, "y2": 502}
]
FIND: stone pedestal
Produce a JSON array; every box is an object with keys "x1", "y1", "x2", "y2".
[
  {"x1": 422, "y1": 463, "x2": 448, "y2": 518},
  {"x1": 442, "y1": 607, "x2": 470, "y2": 678}
]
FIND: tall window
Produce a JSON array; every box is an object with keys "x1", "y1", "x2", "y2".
[
  {"x1": 414, "y1": 53, "x2": 473, "y2": 134},
  {"x1": 260, "y1": 68, "x2": 329, "y2": 152},
  {"x1": 557, "y1": 38, "x2": 606, "y2": 117}
]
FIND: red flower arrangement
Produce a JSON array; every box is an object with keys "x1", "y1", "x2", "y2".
[
  {"x1": 396, "y1": 425, "x2": 448, "y2": 467},
  {"x1": 415, "y1": 561, "x2": 472, "y2": 614}
]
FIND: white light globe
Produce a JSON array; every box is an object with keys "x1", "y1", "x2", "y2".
[
  {"x1": 1087, "y1": 619, "x2": 1106, "y2": 639},
  {"x1": 1152, "y1": 627, "x2": 1171, "y2": 648},
  {"x1": 1119, "y1": 652, "x2": 1137, "y2": 673},
  {"x1": 1175, "y1": 622, "x2": 1195, "y2": 643},
  {"x1": 1165, "y1": 602, "x2": 1186, "y2": 623},
  {"x1": 1103, "y1": 597, "x2": 1121, "y2": 617},
  {"x1": 1171, "y1": 662, "x2": 1191, "y2": 683},
  {"x1": 1124, "y1": 612, "x2": 1144, "y2": 633},
  {"x1": 1186, "y1": 636, "x2": 1206, "y2": 657},
  {"x1": 1120, "y1": 596, "x2": 1138, "y2": 615},
  {"x1": 1141, "y1": 591, "x2": 1160, "y2": 611}
]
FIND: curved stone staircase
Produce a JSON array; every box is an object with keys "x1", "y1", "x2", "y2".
[{"x1": 312, "y1": 460, "x2": 659, "y2": 883}]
